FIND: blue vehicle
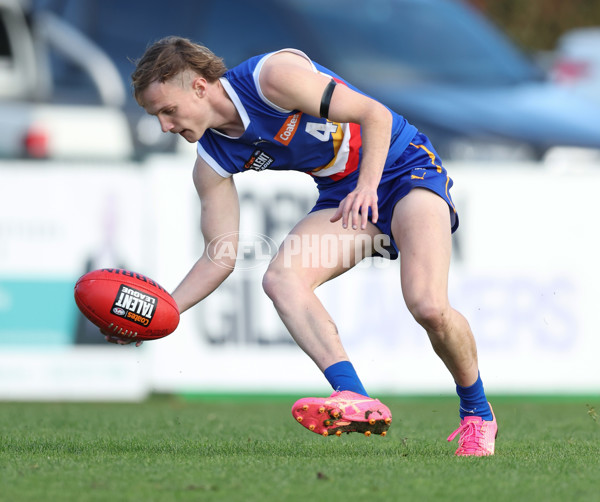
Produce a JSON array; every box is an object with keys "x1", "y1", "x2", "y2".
[{"x1": 36, "y1": 0, "x2": 600, "y2": 161}]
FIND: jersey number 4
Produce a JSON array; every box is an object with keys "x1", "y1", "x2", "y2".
[{"x1": 305, "y1": 122, "x2": 339, "y2": 142}]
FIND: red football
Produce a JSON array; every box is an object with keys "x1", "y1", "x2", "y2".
[{"x1": 74, "y1": 268, "x2": 180, "y2": 341}]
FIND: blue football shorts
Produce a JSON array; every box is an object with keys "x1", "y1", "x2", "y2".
[{"x1": 310, "y1": 132, "x2": 458, "y2": 259}]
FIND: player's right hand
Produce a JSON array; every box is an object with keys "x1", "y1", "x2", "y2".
[{"x1": 101, "y1": 329, "x2": 144, "y2": 347}]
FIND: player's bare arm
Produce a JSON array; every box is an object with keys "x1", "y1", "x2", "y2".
[
  {"x1": 259, "y1": 51, "x2": 393, "y2": 230},
  {"x1": 170, "y1": 156, "x2": 240, "y2": 314}
]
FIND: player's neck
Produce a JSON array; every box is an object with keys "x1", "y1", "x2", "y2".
[
  {"x1": 215, "y1": 115, "x2": 245, "y2": 137},
  {"x1": 212, "y1": 80, "x2": 245, "y2": 137}
]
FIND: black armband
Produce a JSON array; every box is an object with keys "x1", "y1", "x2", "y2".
[{"x1": 319, "y1": 78, "x2": 337, "y2": 119}]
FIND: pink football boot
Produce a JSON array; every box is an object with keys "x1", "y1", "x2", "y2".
[
  {"x1": 447, "y1": 403, "x2": 498, "y2": 456},
  {"x1": 292, "y1": 390, "x2": 392, "y2": 437}
]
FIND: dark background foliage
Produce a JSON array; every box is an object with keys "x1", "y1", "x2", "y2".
[{"x1": 467, "y1": 0, "x2": 600, "y2": 51}]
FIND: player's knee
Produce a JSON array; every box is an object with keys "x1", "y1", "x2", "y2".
[
  {"x1": 262, "y1": 262, "x2": 293, "y2": 301},
  {"x1": 262, "y1": 266, "x2": 278, "y2": 301},
  {"x1": 263, "y1": 261, "x2": 314, "y2": 303},
  {"x1": 407, "y1": 298, "x2": 451, "y2": 335}
]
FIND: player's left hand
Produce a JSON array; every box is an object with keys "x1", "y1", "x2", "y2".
[{"x1": 330, "y1": 186, "x2": 379, "y2": 230}]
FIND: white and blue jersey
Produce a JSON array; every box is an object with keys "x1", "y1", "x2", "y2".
[
  {"x1": 197, "y1": 49, "x2": 417, "y2": 190},
  {"x1": 197, "y1": 49, "x2": 458, "y2": 256}
]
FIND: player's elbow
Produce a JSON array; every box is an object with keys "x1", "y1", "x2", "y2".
[
  {"x1": 205, "y1": 233, "x2": 238, "y2": 271},
  {"x1": 367, "y1": 101, "x2": 393, "y2": 129}
]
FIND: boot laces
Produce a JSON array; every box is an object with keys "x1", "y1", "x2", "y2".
[{"x1": 447, "y1": 420, "x2": 485, "y2": 453}]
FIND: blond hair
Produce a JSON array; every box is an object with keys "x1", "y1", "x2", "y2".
[{"x1": 131, "y1": 36, "x2": 227, "y2": 103}]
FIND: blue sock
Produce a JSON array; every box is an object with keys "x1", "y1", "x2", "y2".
[
  {"x1": 323, "y1": 361, "x2": 369, "y2": 396},
  {"x1": 456, "y1": 372, "x2": 493, "y2": 420}
]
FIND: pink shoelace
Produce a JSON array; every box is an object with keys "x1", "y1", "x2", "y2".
[{"x1": 447, "y1": 420, "x2": 485, "y2": 453}]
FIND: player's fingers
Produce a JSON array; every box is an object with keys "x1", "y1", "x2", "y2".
[
  {"x1": 361, "y1": 204, "x2": 370, "y2": 230},
  {"x1": 337, "y1": 197, "x2": 351, "y2": 229},
  {"x1": 351, "y1": 196, "x2": 365, "y2": 230},
  {"x1": 104, "y1": 333, "x2": 134, "y2": 345},
  {"x1": 104, "y1": 334, "x2": 119, "y2": 344},
  {"x1": 329, "y1": 204, "x2": 343, "y2": 223},
  {"x1": 370, "y1": 201, "x2": 379, "y2": 225}
]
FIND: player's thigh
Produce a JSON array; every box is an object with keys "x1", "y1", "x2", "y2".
[
  {"x1": 391, "y1": 188, "x2": 453, "y2": 304},
  {"x1": 270, "y1": 208, "x2": 381, "y2": 288}
]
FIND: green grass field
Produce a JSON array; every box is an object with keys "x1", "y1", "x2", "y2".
[{"x1": 0, "y1": 395, "x2": 598, "y2": 502}]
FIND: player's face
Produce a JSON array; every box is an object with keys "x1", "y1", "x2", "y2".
[{"x1": 141, "y1": 76, "x2": 210, "y2": 143}]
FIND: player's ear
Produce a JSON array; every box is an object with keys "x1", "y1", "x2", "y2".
[{"x1": 192, "y1": 76, "x2": 208, "y2": 97}]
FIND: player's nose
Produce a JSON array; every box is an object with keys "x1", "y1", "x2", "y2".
[{"x1": 157, "y1": 116, "x2": 174, "y2": 133}]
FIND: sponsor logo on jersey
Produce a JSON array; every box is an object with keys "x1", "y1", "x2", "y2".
[
  {"x1": 274, "y1": 112, "x2": 302, "y2": 145},
  {"x1": 111, "y1": 284, "x2": 157, "y2": 327},
  {"x1": 244, "y1": 149, "x2": 274, "y2": 171}
]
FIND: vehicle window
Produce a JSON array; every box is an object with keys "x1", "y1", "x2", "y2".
[
  {"x1": 0, "y1": 13, "x2": 11, "y2": 58},
  {"x1": 287, "y1": 0, "x2": 541, "y2": 85}
]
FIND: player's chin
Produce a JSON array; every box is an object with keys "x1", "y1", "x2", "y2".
[{"x1": 179, "y1": 130, "x2": 199, "y2": 142}]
